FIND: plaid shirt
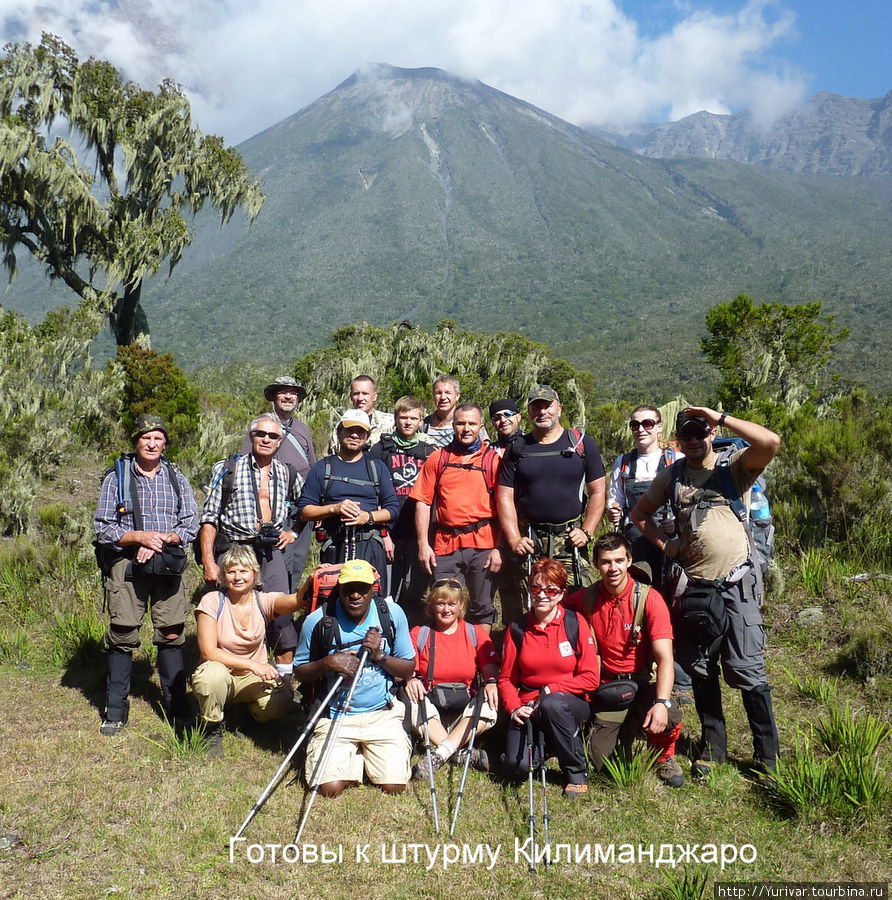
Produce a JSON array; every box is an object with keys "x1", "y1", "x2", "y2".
[
  {"x1": 94, "y1": 459, "x2": 198, "y2": 547},
  {"x1": 200, "y1": 454, "x2": 303, "y2": 540}
]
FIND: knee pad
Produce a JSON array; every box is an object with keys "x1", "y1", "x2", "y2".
[{"x1": 106, "y1": 623, "x2": 140, "y2": 652}]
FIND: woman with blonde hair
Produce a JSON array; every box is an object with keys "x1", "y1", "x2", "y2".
[
  {"x1": 191, "y1": 545, "x2": 306, "y2": 757},
  {"x1": 405, "y1": 578, "x2": 500, "y2": 779}
]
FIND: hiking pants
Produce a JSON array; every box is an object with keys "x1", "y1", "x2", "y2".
[
  {"x1": 502, "y1": 692, "x2": 590, "y2": 785},
  {"x1": 435, "y1": 547, "x2": 498, "y2": 626},
  {"x1": 676, "y1": 566, "x2": 776, "y2": 762},
  {"x1": 588, "y1": 680, "x2": 683, "y2": 769},
  {"x1": 191, "y1": 660, "x2": 293, "y2": 725}
]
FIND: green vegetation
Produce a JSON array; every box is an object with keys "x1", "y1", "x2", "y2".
[
  {"x1": 0, "y1": 292, "x2": 890, "y2": 896},
  {"x1": 0, "y1": 33, "x2": 263, "y2": 346}
]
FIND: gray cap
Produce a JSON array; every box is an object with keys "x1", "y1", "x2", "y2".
[{"x1": 264, "y1": 376, "x2": 307, "y2": 403}]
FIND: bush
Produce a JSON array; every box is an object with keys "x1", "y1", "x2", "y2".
[{"x1": 112, "y1": 344, "x2": 201, "y2": 457}]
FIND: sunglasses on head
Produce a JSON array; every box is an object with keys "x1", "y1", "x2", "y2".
[
  {"x1": 629, "y1": 419, "x2": 657, "y2": 431},
  {"x1": 251, "y1": 430, "x2": 282, "y2": 440}
]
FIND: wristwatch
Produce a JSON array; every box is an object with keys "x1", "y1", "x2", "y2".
[{"x1": 654, "y1": 698, "x2": 673, "y2": 709}]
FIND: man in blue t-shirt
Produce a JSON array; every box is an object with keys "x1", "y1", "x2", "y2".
[
  {"x1": 298, "y1": 410, "x2": 400, "y2": 593},
  {"x1": 294, "y1": 560, "x2": 416, "y2": 797}
]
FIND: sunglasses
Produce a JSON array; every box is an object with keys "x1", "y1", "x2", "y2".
[
  {"x1": 251, "y1": 430, "x2": 283, "y2": 440},
  {"x1": 530, "y1": 585, "x2": 563, "y2": 597},
  {"x1": 431, "y1": 578, "x2": 463, "y2": 590},
  {"x1": 629, "y1": 419, "x2": 658, "y2": 431}
]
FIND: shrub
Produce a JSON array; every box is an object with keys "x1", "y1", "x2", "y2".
[{"x1": 112, "y1": 343, "x2": 201, "y2": 457}]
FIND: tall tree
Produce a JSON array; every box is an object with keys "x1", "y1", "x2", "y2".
[
  {"x1": 702, "y1": 294, "x2": 848, "y2": 427},
  {"x1": 0, "y1": 33, "x2": 264, "y2": 346}
]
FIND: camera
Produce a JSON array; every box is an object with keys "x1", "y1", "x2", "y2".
[{"x1": 255, "y1": 523, "x2": 281, "y2": 549}]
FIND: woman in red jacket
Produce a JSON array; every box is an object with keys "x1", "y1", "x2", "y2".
[
  {"x1": 499, "y1": 558, "x2": 599, "y2": 797},
  {"x1": 405, "y1": 579, "x2": 500, "y2": 779}
]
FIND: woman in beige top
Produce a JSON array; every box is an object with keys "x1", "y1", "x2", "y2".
[{"x1": 191, "y1": 545, "x2": 305, "y2": 757}]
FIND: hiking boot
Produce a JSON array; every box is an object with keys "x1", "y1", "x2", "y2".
[
  {"x1": 562, "y1": 782, "x2": 588, "y2": 799},
  {"x1": 691, "y1": 758, "x2": 718, "y2": 779},
  {"x1": 99, "y1": 719, "x2": 126, "y2": 737},
  {"x1": 204, "y1": 722, "x2": 224, "y2": 759},
  {"x1": 412, "y1": 752, "x2": 446, "y2": 781},
  {"x1": 656, "y1": 757, "x2": 685, "y2": 788},
  {"x1": 453, "y1": 748, "x2": 490, "y2": 772}
]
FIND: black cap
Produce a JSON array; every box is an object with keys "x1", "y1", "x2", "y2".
[{"x1": 489, "y1": 399, "x2": 520, "y2": 418}]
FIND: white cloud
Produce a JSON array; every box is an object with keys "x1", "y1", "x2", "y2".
[{"x1": 0, "y1": 0, "x2": 810, "y2": 142}]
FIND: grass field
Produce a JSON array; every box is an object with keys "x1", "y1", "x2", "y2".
[{"x1": 0, "y1": 472, "x2": 889, "y2": 899}]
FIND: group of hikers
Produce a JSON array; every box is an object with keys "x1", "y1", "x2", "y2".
[{"x1": 93, "y1": 372, "x2": 781, "y2": 804}]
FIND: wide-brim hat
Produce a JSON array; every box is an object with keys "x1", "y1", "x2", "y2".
[
  {"x1": 131, "y1": 415, "x2": 169, "y2": 443},
  {"x1": 264, "y1": 376, "x2": 307, "y2": 403}
]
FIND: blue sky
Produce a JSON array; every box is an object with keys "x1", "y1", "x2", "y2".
[
  {"x1": 2, "y1": 0, "x2": 889, "y2": 143},
  {"x1": 622, "y1": 0, "x2": 891, "y2": 99}
]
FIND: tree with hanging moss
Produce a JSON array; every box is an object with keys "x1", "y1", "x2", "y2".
[
  {"x1": 0, "y1": 33, "x2": 264, "y2": 347},
  {"x1": 292, "y1": 319, "x2": 592, "y2": 436}
]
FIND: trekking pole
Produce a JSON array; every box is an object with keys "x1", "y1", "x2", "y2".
[
  {"x1": 525, "y1": 717, "x2": 536, "y2": 873},
  {"x1": 571, "y1": 542, "x2": 583, "y2": 590},
  {"x1": 449, "y1": 684, "x2": 486, "y2": 836},
  {"x1": 294, "y1": 649, "x2": 370, "y2": 845},
  {"x1": 233, "y1": 673, "x2": 346, "y2": 840},
  {"x1": 537, "y1": 730, "x2": 551, "y2": 868},
  {"x1": 419, "y1": 700, "x2": 440, "y2": 834}
]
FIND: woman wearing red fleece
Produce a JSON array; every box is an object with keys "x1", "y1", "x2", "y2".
[{"x1": 498, "y1": 558, "x2": 599, "y2": 797}]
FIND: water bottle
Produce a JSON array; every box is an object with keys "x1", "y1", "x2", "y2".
[{"x1": 750, "y1": 483, "x2": 771, "y2": 520}]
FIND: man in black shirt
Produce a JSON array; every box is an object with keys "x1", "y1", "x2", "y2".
[{"x1": 497, "y1": 385, "x2": 606, "y2": 589}]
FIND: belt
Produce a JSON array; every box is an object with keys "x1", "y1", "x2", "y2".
[
  {"x1": 436, "y1": 517, "x2": 496, "y2": 535},
  {"x1": 529, "y1": 518, "x2": 581, "y2": 536}
]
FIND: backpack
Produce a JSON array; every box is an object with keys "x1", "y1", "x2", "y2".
[
  {"x1": 415, "y1": 621, "x2": 479, "y2": 686},
  {"x1": 214, "y1": 590, "x2": 266, "y2": 621},
  {"x1": 320, "y1": 454, "x2": 381, "y2": 506},
  {"x1": 619, "y1": 447, "x2": 678, "y2": 484},
  {"x1": 508, "y1": 428, "x2": 586, "y2": 463},
  {"x1": 434, "y1": 443, "x2": 500, "y2": 496},
  {"x1": 509, "y1": 607, "x2": 582, "y2": 659},
  {"x1": 301, "y1": 593, "x2": 397, "y2": 715},
  {"x1": 667, "y1": 443, "x2": 772, "y2": 593},
  {"x1": 297, "y1": 562, "x2": 383, "y2": 614},
  {"x1": 94, "y1": 453, "x2": 187, "y2": 575},
  {"x1": 579, "y1": 580, "x2": 650, "y2": 651},
  {"x1": 196, "y1": 453, "x2": 300, "y2": 565}
]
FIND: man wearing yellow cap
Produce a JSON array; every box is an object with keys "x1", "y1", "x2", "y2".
[{"x1": 294, "y1": 559, "x2": 416, "y2": 797}]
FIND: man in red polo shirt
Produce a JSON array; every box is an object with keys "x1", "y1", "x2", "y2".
[
  {"x1": 411, "y1": 403, "x2": 501, "y2": 632},
  {"x1": 565, "y1": 532, "x2": 685, "y2": 787}
]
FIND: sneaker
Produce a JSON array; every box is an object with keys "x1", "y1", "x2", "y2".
[
  {"x1": 562, "y1": 782, "x2": 588, "y2": 799},
  {"x1": 453, "y1": 748, "x2": 490, "y2": 772},
  {"x1": 99, "y1": 720, "x2": 126, "y2": 737},
  {"x1": 412, "y1": 752, "x2": 446, "y2": 781},
  {"x1": 656, "y1": 757, "x2": 685, "y2": 788}
]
